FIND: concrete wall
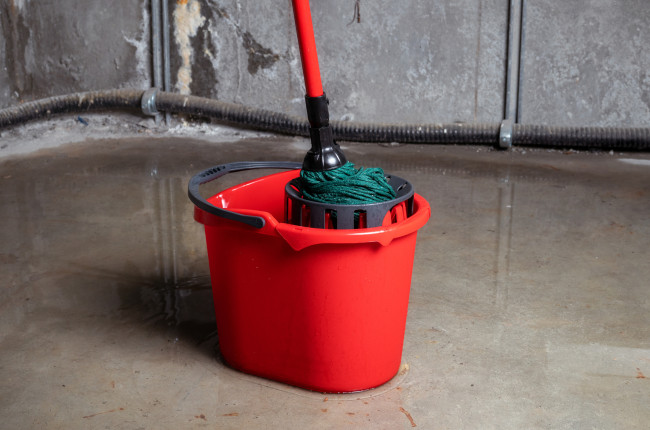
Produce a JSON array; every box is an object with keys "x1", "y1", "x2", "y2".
[
  {"x1": 0, "y1": 0, "x2": 149, "y2": 107},
  {"x1": 520, "y1": 0, "x2": 650, "y2": 127},
  {"x1": 177, "y1": 0, "x2": 507, "y2": 123},
  {"x1": 1, "y1": 0, "x2": 649, "y2": 127}
]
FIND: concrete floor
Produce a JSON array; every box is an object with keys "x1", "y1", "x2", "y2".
[{"x1": 0, "y1": 134, "x2": 648, "y2": 429}]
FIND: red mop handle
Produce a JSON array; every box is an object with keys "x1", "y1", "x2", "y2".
[{"x1": 291, "y1": 0, "x2": 324, "y2": 97}]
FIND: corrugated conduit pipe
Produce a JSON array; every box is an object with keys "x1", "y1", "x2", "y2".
[{"x1": 0, "y1": 89, "x2": 648, "y2": 151}]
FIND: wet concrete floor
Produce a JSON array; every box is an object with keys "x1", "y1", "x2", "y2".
[{"x1": 0, "y1": 135, "x2": 649, "y2": 429}]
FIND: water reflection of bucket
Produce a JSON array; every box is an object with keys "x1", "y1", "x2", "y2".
[{"x1": 189, "y1": 162, "x2": 430, "y2": 393}]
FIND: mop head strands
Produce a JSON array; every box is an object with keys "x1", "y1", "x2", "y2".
[
  {"x1": 300, "y1": 162, "x2": 396, "y2": 205},
  {"x1": 289, "y1": 159, "x2": 412, "y2": 230}
]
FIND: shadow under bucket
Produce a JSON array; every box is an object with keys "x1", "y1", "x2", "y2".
[{"x1": 188, "y1": 162, "x2": 431, "y2": 393}]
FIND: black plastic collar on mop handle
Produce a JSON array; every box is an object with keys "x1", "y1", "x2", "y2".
[{"x1": 302, "y1": 93, "x2": 347, "y2": 172}]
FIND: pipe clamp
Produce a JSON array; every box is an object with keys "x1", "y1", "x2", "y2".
[
  {"x1": 499, "y1": 119, "x2": 513, "y2": 149},
  {"x1": 141, "y1": 88, "x2": 159, "y2": 116}
]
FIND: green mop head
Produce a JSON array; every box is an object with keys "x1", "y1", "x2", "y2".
[{"x1": 301, "y1": 161, "x2": 396, "y2": 205}]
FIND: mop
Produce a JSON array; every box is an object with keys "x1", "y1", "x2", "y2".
[{"x1": 291, "y1": 0, "x2": 396, "y2": 206}]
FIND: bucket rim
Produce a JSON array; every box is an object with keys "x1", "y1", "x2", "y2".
[{"x1": 193, "y1": 169, "x2": 431, "y2": 251}]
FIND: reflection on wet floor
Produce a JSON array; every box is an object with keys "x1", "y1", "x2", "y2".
[{"x1": 0, "y1": 136, "x2": 649, "y2": 429}]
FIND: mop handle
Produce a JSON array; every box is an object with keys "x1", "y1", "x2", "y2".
[{"x1": 291, "y1": 0, "x2": 324, "y2": 97}]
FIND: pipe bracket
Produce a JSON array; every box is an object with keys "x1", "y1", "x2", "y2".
[
  {"x1": 499, "y1": 119, "x2": 513, "y2": 149},
  {"x1": 141, "y1": 88, "x2": 159, "y2": 116}
]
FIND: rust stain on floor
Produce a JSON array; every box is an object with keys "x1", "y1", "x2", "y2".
[{"x1": 399, "y1": 406, "x2": 417, "y2": 427}]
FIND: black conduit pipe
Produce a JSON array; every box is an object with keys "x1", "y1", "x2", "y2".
[
  {"x1": 0, "y1": 90, "x2": 145, "y2": 126},
  {"x1": 0, "y1": 89, "x2": 649, "y2": 151}
]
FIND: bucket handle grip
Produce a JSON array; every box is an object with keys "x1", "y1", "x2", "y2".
[{"x1": 188, "y1": 161, "x2": 302, "y2": 228}]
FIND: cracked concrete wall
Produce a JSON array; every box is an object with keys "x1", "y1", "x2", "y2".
[
  {"x1": 170, "y1": 0, "x2": 508, "y2": 123},
  {"x1": 0, "y1": 0, "x2": 509, "y2": 123},
  {"x1": 0, "y1": 0, "x2": 649, "y2": 127},
  {"x1": 0, "y1": 0, "x2": 149, "y2": 109}
]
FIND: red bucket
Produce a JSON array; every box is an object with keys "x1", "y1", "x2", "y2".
[{"x1": 189, "y1": 162, "x2": 430, "y2": 392}]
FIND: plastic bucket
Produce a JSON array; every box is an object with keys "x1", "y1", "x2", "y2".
[{"x1": 188, "y1": 162, "x2": 430, "y2": 393}]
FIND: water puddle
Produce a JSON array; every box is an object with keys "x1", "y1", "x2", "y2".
[{"x1": 1, "y1": 137, "x2": 648, "y2": 419}]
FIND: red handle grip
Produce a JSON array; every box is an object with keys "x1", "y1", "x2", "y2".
[{"x1": 291, "y1": 0, "x2": 324, "y2": 97}]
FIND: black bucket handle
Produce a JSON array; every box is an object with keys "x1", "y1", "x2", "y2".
[{"x1": 188, "y1": 161, "x2": 302, "y2": 229}]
